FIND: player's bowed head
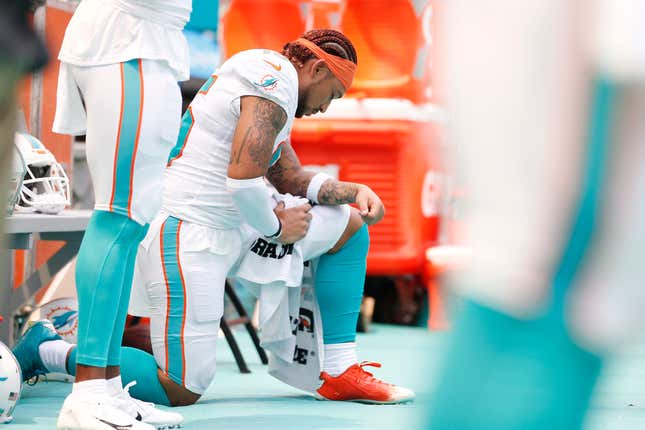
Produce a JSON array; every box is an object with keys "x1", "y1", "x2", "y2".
[{"x1": 282, "y1": 29, "x2": 358, "y2": 118}]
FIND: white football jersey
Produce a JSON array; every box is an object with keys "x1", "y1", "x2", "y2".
[
  {"x1": 162, "y1": 49, "x2": 299, "y2": 229},
  {"x1": 59, "y1": 0, "x2": 191, "y2": 80}
]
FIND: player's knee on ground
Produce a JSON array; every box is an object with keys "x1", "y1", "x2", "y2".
[
  {"x1": 158, "y1": 370, "x2": 204, "y2": 406},
  {"x1": 156, "y1": 318, "x2": 221, "y2": 406},
  {"x1": 156, "y1": 328, "x2": 219, "y2": 406},
  {"x1": 328, "y1": 208, "x2": 365, "y2": 254}
]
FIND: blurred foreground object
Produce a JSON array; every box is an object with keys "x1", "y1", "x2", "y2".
[
  {"x1": 5, "y1": 141, "x2": 26, "y2": 216},
  {"x1": 0, "y1": 0, "x2": 48, "y2": 317},
  {"x1": 427, "y1": 1, "x2": 645, "y2": 429}
]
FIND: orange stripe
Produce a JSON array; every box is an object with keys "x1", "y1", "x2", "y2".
[
  {"x1": 175, "y1": 220, "x2": 188, "y2": 386},
  {"x1": 109, "y1": 63, "x2": 126, "y2": 211},
  {"x1": 159, "y1": 220, "x2": 171, "y2": 374},
  {"x1": 167, "y1": 107, "x2": 194, "y2": 167},
  {"x1": 12, "y1": 250, "x2": 25, "y2": 289},
  {"x1": 127, "y1": 59, "x2": 145, "y2": 218},
  {"x1": 198, "y1": 74, "x2": 218, "y2": 95}
]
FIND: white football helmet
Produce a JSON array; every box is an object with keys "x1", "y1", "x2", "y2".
[
  {"x1": 5, "y1": 141, "x2": 26, "y2": 216},
  {"x1": 14, "y1": 132, "x2": 70, "y2": 214},
  {"x1": 0, "y1": 342, "x2": 22, "y2": 424}
]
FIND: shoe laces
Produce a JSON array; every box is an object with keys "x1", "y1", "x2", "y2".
[
  {"x1": 25, "y1": 372, "x2": 47, "y2": 386},
  {"x1": 354, "y1": 361, "x2": 392, "y2": 386},
  {"x1": 122, "y1": 381, "x2": 155, "y2": 410},
  {"x1": 26, "y1": 375, "x2": 39, "y2": 386}
]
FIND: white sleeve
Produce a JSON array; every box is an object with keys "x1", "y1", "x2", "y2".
[{"x1": 226, "y1": 176, "x2": 280, "y2": 237}]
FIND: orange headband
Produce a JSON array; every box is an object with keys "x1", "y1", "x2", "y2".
[{"x1": 295, "y1": 38, "x2": 357, "y2": 91}]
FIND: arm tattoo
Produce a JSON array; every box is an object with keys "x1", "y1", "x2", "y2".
[
  {"x1": 266, "y1": 143, "x2": 314, "y2": 196},
  {"x1": 267, "y1": 143, "x2": 360, "y2": 203},
  {"x1": 318, "y1": 180, "x2": 359, "y2": 205},
  {"x1": 230, "y1": 98, "x2": 287, "y2": 170}
]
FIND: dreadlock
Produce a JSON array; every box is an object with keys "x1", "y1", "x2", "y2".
[{"x1": 282, "y1": 29, "x2": 358, "y2": 68}]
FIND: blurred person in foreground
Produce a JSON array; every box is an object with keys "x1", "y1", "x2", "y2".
[
  {"x1": 0, "y1": 1, "x2": 48, "y2": 272},
  {"x1": 427, "y1": 1, "x2": 645, "y2": 429}
]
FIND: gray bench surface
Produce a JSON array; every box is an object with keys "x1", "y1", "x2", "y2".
[{"x1": 4, "y1": 210, "x2": 91, "y2": 234}]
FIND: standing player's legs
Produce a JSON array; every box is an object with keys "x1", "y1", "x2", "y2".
[
  {"x1": 73, "y1": 58, "x2": 181, "y2": 376},
  {"x1": 55, "y1": 59, "x2": 182, "y2": 429}
]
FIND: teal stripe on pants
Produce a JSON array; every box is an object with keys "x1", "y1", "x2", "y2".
[
  {"x1": 111, "y1": 59, "x2": 143, "y2": 215},
  {"x1": 552, "y1": 77, "x2": 616, "y2": 307},
  {"x1": 160, "y1": 216, "x2": 186, "y2": 387}
]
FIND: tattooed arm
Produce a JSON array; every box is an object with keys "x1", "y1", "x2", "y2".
[
  {"x1": 265, "y1": 141, "x2": 315, "y2": 196},
  {"x1": 228, "y1": 96, "x2": 287, "y2": 179},
  {"x1": 266, "y1": 141, "x2": 356, "y2": 203},
  {"x1": 266, "y1": 142, "x2": 385, "y2": 225},
  {"x1": 227, "y1": 96, "x2": 312, "y2": 242}
]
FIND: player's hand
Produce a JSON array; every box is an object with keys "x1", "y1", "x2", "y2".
[
  {"x1": 355, "y1": 184, "x2": 385, "y2": 225},
  {"x1": 274, "y1": 201, "x2": 313, "y2": 244}
]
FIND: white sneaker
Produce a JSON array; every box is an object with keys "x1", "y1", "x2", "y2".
[
  {"x1": 57, "y1": 391, "x2": 155, "y2": 430},
  {"x1": 111, "y1": 381, "x2": 183, "y2": 430}
]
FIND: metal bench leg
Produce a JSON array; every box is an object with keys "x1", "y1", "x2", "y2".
[
  {"x1": 225, "y1": 281, "x2": 269, "y2": 365},
  {"x1": 220, "y1": 318, "x2": 250, "y2": 374}
]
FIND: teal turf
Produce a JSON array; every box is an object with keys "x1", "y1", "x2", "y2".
[
  {"x1": 11, "y1": 325, "x2": 436, "y2": 429},
  {"x1": 9, "y1": 324, "x2": 645, "y2": 429}
]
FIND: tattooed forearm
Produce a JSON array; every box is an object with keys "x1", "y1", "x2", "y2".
[
  {"x1": 318, "y1": 180, "x2": 359, "y2": 205},
  {"x1": 267, "y1": 165, "x2": 313, "y2": 196},
  {"x1": 229, "y1": 97, "x2": 287, "y2": 172},
  {"x1": 267, "y1": 141, "x2": 315, "y2": 197},
  {"x1": 266, "y1": 143, "x2": 314, "y2": 195}
]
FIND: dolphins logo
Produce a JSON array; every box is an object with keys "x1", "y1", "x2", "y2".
[
  {"x1": 52, "y1": 310, "x2": 78, "y2": 331},
  {"x1": 254, "y1": 75, "x2": 279, "y2": 91}
]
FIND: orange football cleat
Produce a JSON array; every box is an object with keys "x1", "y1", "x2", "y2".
[{"x1": 316, "y1": 361, "x2": 415, "y2": 404}]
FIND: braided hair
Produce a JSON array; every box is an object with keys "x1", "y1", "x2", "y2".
[{"x1": 282, "y1": 29, "x2": 358, "y2": 68}]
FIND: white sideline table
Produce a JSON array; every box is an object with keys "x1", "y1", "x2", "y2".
[{"x1": 1, "y1": 210, "x2": 91, "y2": 344}]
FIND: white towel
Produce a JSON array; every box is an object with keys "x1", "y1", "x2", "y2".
[
  {"x1": 237, "y1": 261, "x2": 324, "y2": 394},
  {"x1": 232, "y1": 192, "x2": 328, "y2": 392},
  {"x1": 234, "y1": 193, "x2": 310, "y2": 288}
]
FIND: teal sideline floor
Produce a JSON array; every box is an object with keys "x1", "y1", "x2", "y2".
[{"x1": 10, "y1": 324, "x2": 645, "y2": 429}]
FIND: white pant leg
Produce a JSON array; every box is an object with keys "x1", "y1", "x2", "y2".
[
  {"x1": 69, "y1": 59, "x2": 181, "y2": 225},
  {"x1": 299, "y1": 203, "x2": 350, "y2": 261},
  {"x1": 136, "y1": 214, "x2": 241, "y2": 394}
]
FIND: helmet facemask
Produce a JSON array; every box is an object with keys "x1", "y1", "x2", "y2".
[{"x1": 13, "y1": 133, "x2": 71, "y2": 215}]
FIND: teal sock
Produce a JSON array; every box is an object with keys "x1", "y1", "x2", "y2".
[
  {"x1": 120, "y1": 347, "x2": 171, "y2": 406},
  {"x1": 75, "y1": 211, "x2": 147, "y2": 367},
  {"x1": 315, "y1": 224, "x2": 369, "y2": 344},
  {"x1": 426, "y1": 300, "x2": 602, "y2": 430},
  {"x1": 66, "y1": 346, "x2": 170, "y2": 405}
]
